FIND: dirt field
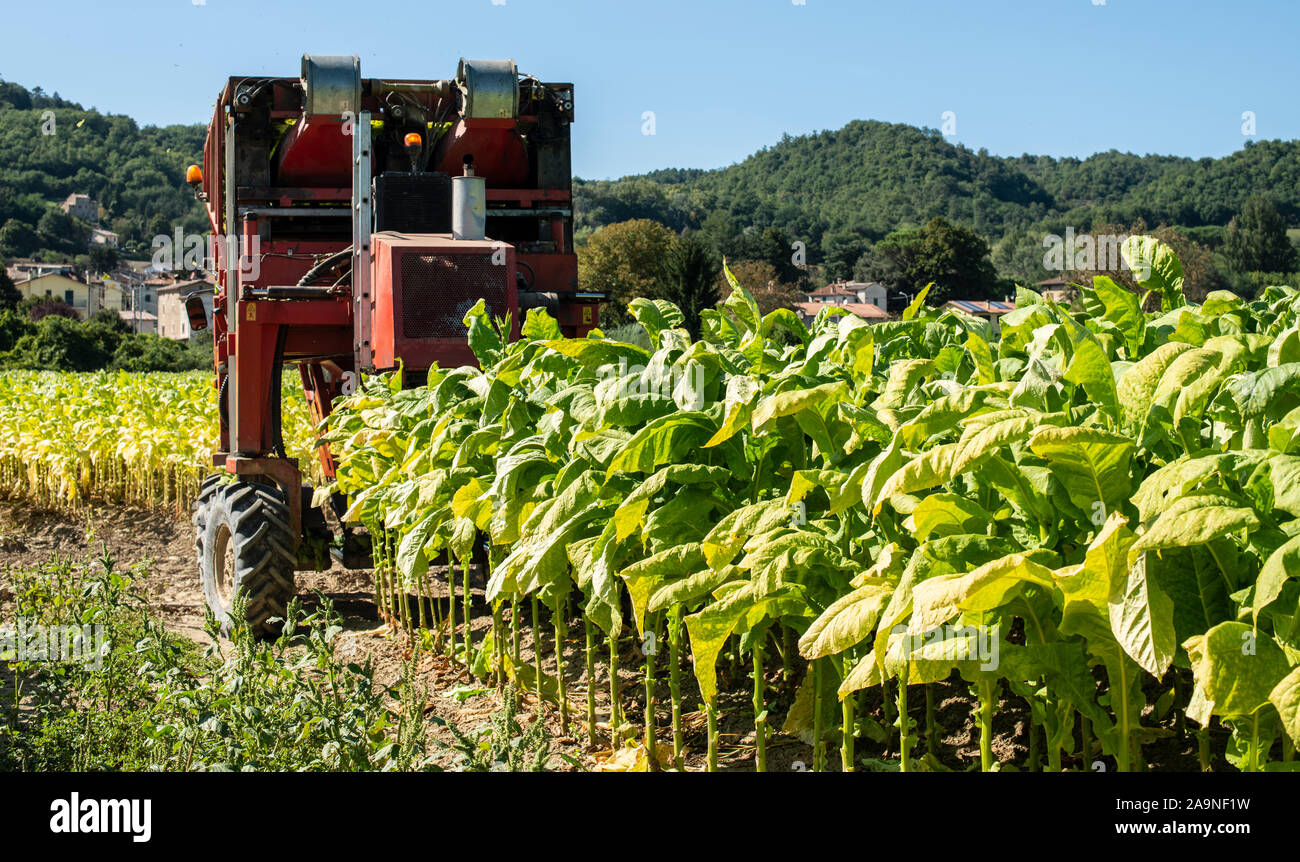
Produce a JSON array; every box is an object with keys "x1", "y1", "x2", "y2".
[{"x1": 0, "y1": 499, "x2": 1212, "y2": 772}]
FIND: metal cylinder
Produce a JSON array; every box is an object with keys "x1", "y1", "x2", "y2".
[{"x1": 452, "y1": 175, "x2": 486, "y2": 241}]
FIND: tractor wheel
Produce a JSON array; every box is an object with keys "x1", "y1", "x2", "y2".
[
  {"x1": 191, "y1": 473, "x2": 225, "y2": 565},
  {"x1": 197, "y1": 480, "x2": 298, "y2": 639}
]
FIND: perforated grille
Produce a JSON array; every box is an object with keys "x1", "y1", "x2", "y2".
[{"x1": 399, "y1": 252, "x2": 507, "y2": 339}]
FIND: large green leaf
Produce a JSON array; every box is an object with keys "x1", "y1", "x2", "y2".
[
  {"x1": 1184, "y1": 622, "x2": 1292, "y2": 718},
  {"x1": 604, "y1": 412, "x2": 715, "y2": 479},
  {"x1": 1109, "y1": 553, "x2": 1177, "y2": 677},
  {"x1": 1255, "y1": 534, "x2": 1300, "y2": 622},
  {"x1": 907, "y1": 493, "x2": 994, "y2": 541},
  {"x1": 908, "y1": 554, "x2": 1056, "y2": 635},
  {"x1": 1130, "y1": 491, "x2": 1259, "y2": 558},
  {"x1": 1121, "y1": 235, "x2": 1185, "y2": 312},
  {"x1": 1091, "y1": 275, "x2": 1144, "y2": 357},
  {"x1": 752, "y1": 381, "x2": 849, "y2": 431},
  {"x1": 1027, "y1": 425, "x2": 1135, "y2": 514},
  {"x1": 1117, "y1": 341, "x2": 1194, "y2": 430},
  {"x1": 798, "y1": 583, "x2": 894, "y2": 660},
  {"x1": 1270, "y1": 667, "x2": 1300, "y2": 747}
]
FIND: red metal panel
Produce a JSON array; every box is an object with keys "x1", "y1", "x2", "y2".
[
  {"x1": 371, "y1": 232, "x2": 517, "y2": 371},
  {"x1": 275, "y1": 119, "x2": 354, "y2": 188},
  {"x1": 433, "y1": 119, "x2": 529, "y2": 187}
]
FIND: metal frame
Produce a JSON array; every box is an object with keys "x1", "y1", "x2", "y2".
[{"x1": 352, "y1": 110, "x2": 373, "y2": 374}]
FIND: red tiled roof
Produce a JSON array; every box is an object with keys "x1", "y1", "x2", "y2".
[
  {"x1": 795, "y1": 301, "x2": 890, "y2": 320},
  {"x1": 944, "y1": 300, "x2": 1016, "y2": 315}
]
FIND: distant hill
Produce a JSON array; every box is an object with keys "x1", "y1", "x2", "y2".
[
  {"x1": 3, "y1": 77, "x2": 1295, "y2": 286},
  {"x1": 574, "y1": 119, "x2": 1300, "y2": 280},
  {"x1": 0, "y1": 80, "x2": 206, "y2": 262}
]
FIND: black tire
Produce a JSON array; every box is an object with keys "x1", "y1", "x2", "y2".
[
  {"x1": 197, "y1": 480, "x2": 297, "y2": 639},
  {"x1": 191, "y1": 473, "x2": 225, "y2": 565}
]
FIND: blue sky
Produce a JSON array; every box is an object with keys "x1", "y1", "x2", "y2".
[{"x1": 3, "y1": 0, "x2": 1297, "y2": 179}]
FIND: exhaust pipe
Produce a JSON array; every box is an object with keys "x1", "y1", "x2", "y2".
[{"x1": 452, "y1": 155, "x2": 486, "y2": 241}]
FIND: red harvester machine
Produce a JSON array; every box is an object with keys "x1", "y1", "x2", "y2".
[{"x1": 188, "y1": 54, "x2": 600, "y2": 636}]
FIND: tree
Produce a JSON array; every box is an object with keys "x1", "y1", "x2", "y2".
[
  {"x1": 110, "y1": 333, "x2": 189, "y2": 372},
  {"x1": 0, "y1": 266, "x2": 20, "y2": 311},
  {"x1": 857, "y1": 217, "x2": 1000, "y2": 305},
  {"x1": 821, "y1": 229, "x2": 872, "y2": 283},
  {"x1": 37, "y1": 208, "x2": 87, "y2": 251},
  {"x1": 88, "y1": 244, "x2": 119, "y2": 273},
  {"x1": 0, "y1": 219, "x2": 39, "y2": 258},
  {"x1": 990, "y1": 230, "x2": 1054, "y2": 286},
  {"x1": 1222, "y1": 196, "x2": 1298, "y2": 275},
  {"x1": 89, "y1": 307, "x2": 129, "y2": 333},
  {"x1": 663, "y1": 232, "x2": 719, "y2": 339},
  {"x1": 577, "y1": 218, "x2": 677, "y2": 327},
  {"x1": 3, "y1": 315, "x2": 111, "y2": 371},
  {"x1": 27, "y1": 298, "x2": 80, "y2": 321},
  {"x1": 0, "y1": 309, "x2": 33, "y2": 353}
]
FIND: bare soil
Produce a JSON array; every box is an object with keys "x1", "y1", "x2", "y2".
[{"x1": 0, "y1": 499, "x2": 1218, "y2": 772}]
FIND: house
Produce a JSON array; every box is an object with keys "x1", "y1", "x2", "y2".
[
  {"x1": 1036, "y1": 276, "x2": 1073, "y2": 305},
  {"x1": 6, "y1": 259, "x2": 74, "y2": 282},
  {"x1": 843, "y1": 281, "x2": 888, "y2": 310},
  {"x1": 803, "y1": 282, "x2": 889, "y2": 309},
  {"x1": 15, "y1": 270, "x2": 125, "y2": 319},
  {"x1": 90, "y1": 228, "x2": 119, "y2": 248},
  {"x1": 943, "y1": 300, "x2": 1016, "y2": 334},
  {"x1": 94, "y1": 277, "x2": 126, "y2": 313},
  {"x1": 60, "y1": 193, "x2": 99, "y2": 223},
  {"x1": 119, "y1": 309, "x2": 158, "y2": 335},
  {"x1": 102, "y1": 270, "x2": 167, "y2": 315},
  {"x1": 794, "y1": 301, "x2": 890, "y2": 327},
  {"x1": 804, "y1": 284, "x2": 861, "y2": 304},
  {"x1": 15, "y1": 271, "x2": 91, "y2": 316},
  {"x1": 139, "y1": 277, "x2": 171, "y2": 316},
  {"x1": 157, "y1": 280, "x2": 213, "y2": 341}
]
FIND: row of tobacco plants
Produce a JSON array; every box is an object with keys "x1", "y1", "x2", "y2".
[
  {"x1": 321, "y1": 236, "x2": 1300, "y2": 772},
  {"x1": 0, "y1": 370, "x2": 317, "y2": 512}
]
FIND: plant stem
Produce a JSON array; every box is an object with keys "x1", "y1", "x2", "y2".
[
  {"x1": 668, "y1": 605, "x2": 684, "y2": 769},
  {"x1": 841, "y1": 694, "x2": 855, "y2": 773},
  {"x1": 1028, "y1": 704, "x2": 1039, "y2": 772},
  {"x1": 644, "y1": 614, "x2": 657, "y2": 767},
  {"x1": 1249, "y1": 711, "x2": 1260, "y2": 773},
  {"x1": 1081, "y1": 713, "x2": 1092, "y2": 771},
  {"x1": 925, "y1": 684, "x2": 937, "y2": 751},
  {"x1": 898, "y1": 666, "x2": 910, "y2": 773},
  {"x1": 706, "y1": 696, "x2": 718, "y2": 772},
  {"x1": 585, "y1": 615, "x2": 597, "y2": 746},
  {"x1": 812, "y1": 658, "x2": 825, "y2": 773},
  {"x1": 609, "y1": 633, "x2": 622, "y2": 745},
  {"x1": 978, "y1": 678, "x2": 995, "y2": 772},
  {"x1": 781, "y1": 625, "x2": 793, "y2": 690},
  {"x1": 461, "y1": 560, "x2": 472, "y2": 665},
  {"x1": 491, "y1": 601, "x2": 504, "y2": 689},
  {"x1": 553, "y1": 601, "x2": 568, "y2": 735},
  {"x1": 752, "y1": 636, "x2": 766, "y2": 772},
  {"x1": 531, "y1": 596, "x2": 544, "y2": 701},
  {"x1": 447, "y1": 559, "x2": 458, "y2": 663},
  {"x1": 1114, "y1": 661, "x2": 1132, "y2": 773}
]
